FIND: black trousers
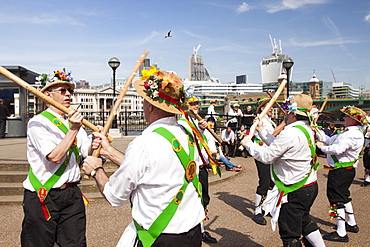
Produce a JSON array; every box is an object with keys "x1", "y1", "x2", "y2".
[
  {"x1": 0, "y1": 119, "x2": 6, "y2": 138},
  {"x1": 254, "y1": 159, "x2": 274, "y2": 196},
  {"x1": 199, "y1": 166, "x2": 210, "y2": 209},
  {"x1": 363, "y1": 147, "x2": 370, "y2": 170},
  {"x1": 136, "y1": 224, "x2": 201, "y2": 247},
  {"x1": 279, "y1": 183, "x2": 319, "y2": 243},
  {"x1": 21, "y1": 185, "x2": 86, "y2": 247},
  {"x1": 327, "y1": 168, "x2": 356, "y2": 205}
]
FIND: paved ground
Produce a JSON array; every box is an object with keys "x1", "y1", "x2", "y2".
[{"x1": 0, "y1": 137, "x2": 369, "y2": 246}]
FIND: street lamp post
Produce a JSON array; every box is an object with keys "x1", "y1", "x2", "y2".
[
  {"x1": 283, "y1": 57, "x2": 294, "y2": 98},
  {"x1": 108, "y1": 57, "x2": 120, "y2": 128}
]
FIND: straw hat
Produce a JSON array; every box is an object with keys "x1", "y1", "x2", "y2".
[
  {"x1": 210, "y1": 99, "x2": 217, "y2": 103},
  {"x1": 36, "y1": 68, "x2": 76, "y2": 93},
  {"x1": 188, "y1": 96, "x2": 201, "y2": 103},
  {"x1": 283, "y1": 94, "x2": 313, "y2": 117},
  {"x1": 233, "y1": 103, "x2": 240, "y2": 108},
  {"x1": 256, "y1": 98, "x2": 271, "y2": 113},
  {"x1": 134, "y1": 67, "x2": 187, "y2": 114},
  {"x1": 340, "y1": 105, "x2": 368, "y2": 125}
]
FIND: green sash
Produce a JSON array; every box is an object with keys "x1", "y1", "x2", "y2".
[
  {"x1": 272, "y1": 125, "x2": 318, "y2": 196},
  {"x1": 28, "y1": 111, "x2": 80, "y2": 220},
  {"x1": 134, "y1": 127, "x2": 203, "y2": 247},
  {"x1": 330, "y1": 129, "x2": 364, "y2": 169}
]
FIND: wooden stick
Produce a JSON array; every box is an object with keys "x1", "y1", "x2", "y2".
[
  {"x1": 246, "y1": 79, "x2": 288, "y2": 139},
  {"x1": 265, "y1": 89, "x2": 286, "y2": 113},
  {"x1": 189, "y1": 109, "x2": 223, "y2": 144},
  {"x1": 315, "y1": 97, "x2": 328, "y2": 123},
  {"x1": 92, "y1": 50, "x2": 149, "y2": 158},
  {"x1": 0, "y1": 66, "x2": 109, "y2": 139}
]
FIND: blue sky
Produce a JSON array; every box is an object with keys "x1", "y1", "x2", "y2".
[{"x1": 1, "y1": 0, "x2": 370, "y2": 90}]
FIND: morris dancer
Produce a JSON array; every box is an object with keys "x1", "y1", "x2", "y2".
[
  {"x1": 21, "y1": 69, "x2": 92, "y2": 246},
  {"x1": 242, "y1": 94, "x2": 325, "y2": 247},
  {"x1": 316, "y1": 106, "x2": 368, "y2": 243},
  {"x1": 83, "y1": 69, "x2": 205, "y2": 246},
  {"x1": 250, "y1": 98, "x2": 276, "y2": 225}
]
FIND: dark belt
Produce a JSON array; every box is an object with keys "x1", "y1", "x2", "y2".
[
  {"x1": 302, "y1": 181, "x2": 317, "y2": 188},
  {"x1": 54, "y1": 182, "x2": 79, "y2": 190}
]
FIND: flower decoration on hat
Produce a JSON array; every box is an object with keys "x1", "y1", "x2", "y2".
[
  {"x1": 140, "y1": 66, "x2": 186, "y2": 108},
  {"x1": 340, "y1": 105, "x2": 368, "y2": 126},
  {"x1": 35, "y1": 68, "x2": 77, "y2": 87}
]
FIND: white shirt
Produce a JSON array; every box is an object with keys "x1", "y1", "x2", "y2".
[
  {"x1": 23, "y1": 108, "x2": 91, "y2": 191},
  {"x1": 228, "y1": 108, "x2": 242, "y2": 123},
  {"x1": 255, "y1": 115, "x2": 276, "y2": 144},
  {"x1": 103, "y1": 117, "x2": 205, "y2": 236},
  {"x1": 317, "y1": 126, "x2": 364, "y2": 168},
  {"x1": 221, "y1": 129, "x2": 235, "y2": 142},
  {"x1": 246, "y1": 120, "x2": 317, "y2": 186}
]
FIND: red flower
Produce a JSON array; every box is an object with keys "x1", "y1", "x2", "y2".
[{"x1": 144, "y1": 80, "x2": 150, "y2": 89}]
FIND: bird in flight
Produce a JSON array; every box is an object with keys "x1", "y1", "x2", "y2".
[{"x1": 165, "y1": 30, "x2": 172, "y2": 38}]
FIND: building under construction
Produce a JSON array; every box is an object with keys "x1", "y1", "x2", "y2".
[{"x1": 189, "y1": 44, "x2": 210, "y2": 81}]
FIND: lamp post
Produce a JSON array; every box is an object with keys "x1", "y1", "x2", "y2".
[
  {"x1": 283, "y1": 57, "x2": 294, "y2": 98},
  {"x1": 108, "y1": 57, "x2": 120, "y2": 128}
]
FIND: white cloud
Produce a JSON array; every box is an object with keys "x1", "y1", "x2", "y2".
[
  {"x1": 139, "y1": 31, "x2": 160, "y2": 45},
  {"x1": 266, "y1": 0, "x2": 328, "y2": 13},
  {"x1": 365, "y1": 14, "x2": 370, "y2": 22},
  {"x1": 290, "y1": 38, "x2": 361, "y2": 47},
  {"x1": 237, "y1": 2, "x2": 252, "y2": 14}
]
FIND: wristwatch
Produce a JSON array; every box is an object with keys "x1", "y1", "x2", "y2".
[{"x1": 91, "y1": 167, "x2": 104, "y2": 178}]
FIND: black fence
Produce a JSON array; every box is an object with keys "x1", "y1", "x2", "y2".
[{"x1": 80, "y1": 109, "x2": 148, "y2": 136}]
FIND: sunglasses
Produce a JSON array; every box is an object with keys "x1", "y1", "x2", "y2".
[{"x1": 51, "y1": 88, "x2": 74, "y2": 95}]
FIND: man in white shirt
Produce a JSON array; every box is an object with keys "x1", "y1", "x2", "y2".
[
  {"x1": 242, "y1": 94, "x2": 325, "y2": 247},
  {"x1": 83, "y1": 69, "x2": 205, "y2": 247},
  {"x1": 227, "y1": 103, "x2": 243, "y2": 130},
  {"x1": 221, "y1": 126, "x2": 235, "y2": 157},
  {"x1": 21, "y1": 69, "x2": 92, "y2": 246},
  {"x1": 316, "y1": 105, "x2": 368, "y2": 243}
]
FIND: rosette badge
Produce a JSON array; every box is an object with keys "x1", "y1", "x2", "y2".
[
  {"x1": 134, "y1": 66, "x2": 187, "y2": 114},
  {"x1": 35, "y1": 68, "x2": 77, "y2": 93}
]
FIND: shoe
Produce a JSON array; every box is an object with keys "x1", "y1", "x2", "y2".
[
  {"x1": 361, "y1": 181, "x2": 369, "y2": 187},
  {"x1": 346, "y1": 222, "x2": 359, "y2": 233},
  {"x1": 231, "y1": 168, "x2": 241, "y2": 172},
  {"x1": 323, "y1": 231, "x2": 349, "y2": 242},
  {"x1": 202, "y1": 231, "x2": 217, "y2": 243},
  {"x1": 233, "y1": 165, "x2": 242, "y2": 169},
  {"x1": 253, "y1": 213, "x2": 267, "y2": 225}
]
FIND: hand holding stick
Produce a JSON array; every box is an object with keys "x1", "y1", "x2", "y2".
[
  {"x1": 189, "y1": 109, "x2": 223, "y2": 144},
  {"x1": 246, "y1": 79, "x2": 288, "y2": 140}
]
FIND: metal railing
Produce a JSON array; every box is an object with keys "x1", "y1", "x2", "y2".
[{"x1": 80, "y1": 109, "x2": 148, "y2": 136}]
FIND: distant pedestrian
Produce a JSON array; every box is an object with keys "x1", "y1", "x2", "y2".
[
  {"x1": 206, "y1": 99, "x2": 218, "y2": 130},
  {"x1": 241, "y1": 105, "x2": 255, "y2": 130},
  {"x1": 21, "y1": 69, "x2": 92, "y2": 246},
  {"x1": 0, "y1": 98, "x2": 10, "y2": 138}
]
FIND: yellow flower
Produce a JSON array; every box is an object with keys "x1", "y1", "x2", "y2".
[
  {"x1": 349, "y1": 111, "x2": 356, "y2": 115},
  {"x1": 140, "y1": 66, "x2": 157, "y2": 80}
]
